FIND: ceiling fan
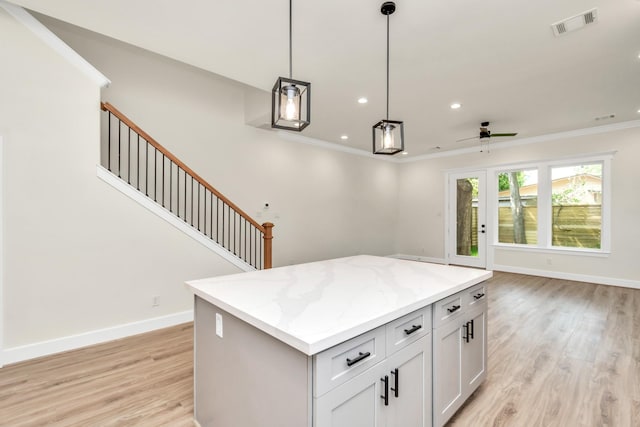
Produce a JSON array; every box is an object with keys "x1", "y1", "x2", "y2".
[{"x1": 456, "y1": 121, "x2": 518, "y2": 152}]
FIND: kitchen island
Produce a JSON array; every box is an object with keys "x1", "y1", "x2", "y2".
[{"x1": 186, "y1": 255, "x2": 492, "y2": 427}]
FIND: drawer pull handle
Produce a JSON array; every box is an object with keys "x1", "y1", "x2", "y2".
[
  {"x1": 469, "y1": 318, "x2": 475, "y2": 339},
  {"x1": 380, "y1": 375, "x2": 389, "y2": 406},
  {"x1": 346, "y1": 351, "x2": 371, "y2": 367},
  {"x1": 473, "y1": 293, "x2": 485, "y2": 300},
  {"x1": 447, "y1": 305, "x2": 461, "y2": 313},
  {"x1": 390, "y1": 368, "x2": 399, "y2": 397},
  {"x1": 404, "y1": 324, "x2": 422, "y2": 335}
]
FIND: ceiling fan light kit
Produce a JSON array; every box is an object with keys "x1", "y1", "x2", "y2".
[
  {"x1": 373, "y1": 1, "x2": 404, "y2": 155},
  {"x1": 272, "y1": 0, "x2": 311, "y2": 131}
]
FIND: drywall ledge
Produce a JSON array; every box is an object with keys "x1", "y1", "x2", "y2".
[
  {"x1": 1, "y1": 310, "x2": 193, "y2": 365},
  {"x1": 97, "y1": 165, "x2": 255, "y2": 272}
]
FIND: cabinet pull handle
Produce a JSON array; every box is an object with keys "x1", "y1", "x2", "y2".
[
  {"x1": 463, "y1": 322, "x2": 470, "y2": 343},
  {"x1": 381, "y1": 375, "x2": 389, "y2": 406},
  {"x1": 403, "y1": 324, "x2": 422, "y2": 335},
  {"x1": 390, "y1": 368, "x2": 399, "y2": 397},
  {"x1": 473, "y1": 293, "x2": 485, "y2": 300},
  {"x1": 447, "y1": 305, "x2": 461, "y2": 313},
  {"x1": 346, "y1": 351, "x2": 371, "y2": 367},
  {"x1": 469, "y1": 318, "x2": 475, "y2": 340}
]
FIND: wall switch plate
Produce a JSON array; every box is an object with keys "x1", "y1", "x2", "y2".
[{"x1": 215, "y1": 313, "x2": 223, "y2": 338}]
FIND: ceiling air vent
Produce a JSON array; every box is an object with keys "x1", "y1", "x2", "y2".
[{"x1": 551, "y1": 8, "x2": 598, "y2": 37}]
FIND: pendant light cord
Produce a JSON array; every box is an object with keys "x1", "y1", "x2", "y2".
[
  {"x1": 386, "y1": 13, "x2": 390, "y2": 120},
  {"x1": 289, "y1": 0, "x2": 293, "y2": 79}
]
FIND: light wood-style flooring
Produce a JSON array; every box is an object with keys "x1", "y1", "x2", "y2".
[
  {"x1": 0, "y1": 323, "x2": 195, "y2": 426},
  {"x1": 448, "y1": 272, "x2": 640, "y2": 427},
  {"x1": 0, "y1": 272, "x2": 638, "y2": 426}
]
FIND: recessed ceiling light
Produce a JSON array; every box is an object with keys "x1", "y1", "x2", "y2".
[
  {"x1": 357, "y1": 97, "x2": 368, "y2": 104},
  {"x1": 340, "y1": 135, "x2": 349, "y2": 140},
  {"x1": 450, "y1": 103, "x2": 462, "y2": 110},
  {"x1": 401, "y1": 151, "x2": 408, "y2": 155}
]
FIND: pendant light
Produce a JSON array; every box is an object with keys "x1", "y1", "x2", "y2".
[
  {"x1": 372, "y1": 1, "x2": 404, "y2": 155},
  {"x1": 272, "y1": 0, "x2": 311, "y2": 131}
]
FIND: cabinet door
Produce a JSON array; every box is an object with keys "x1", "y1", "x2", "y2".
[
  {"x1": 432, "y1": 319, "x2": 464, "y2": 427},
  {"x1": 462, "y1": 308, "x2": 486, "y2": 396},
  {"x1": 315, "y1": 363, "x2": 386, "y2": 427},
  {"x1": 386, "y1": 335, "x2": 432, "y2": 427}
]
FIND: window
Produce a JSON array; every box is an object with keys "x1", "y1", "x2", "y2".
[
  {"x1": 497, "y1": 169, "x2": 538, "y2": 245},
  {"x1": 551, "y1": 163, "x2": 602, "y2": 249},
  {"x1": 492, "y1": 154, "x2": 611, "y2": 253}
]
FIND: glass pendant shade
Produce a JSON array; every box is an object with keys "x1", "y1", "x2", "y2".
[
  {"x1": 272, "y1": 78, "x2": 310, "y2": 131},
  {"x1": 373, "y1": 119, "x2": 404, "y2": 155}
]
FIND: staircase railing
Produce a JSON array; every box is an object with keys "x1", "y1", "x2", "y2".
[{"x1": 100, "y1": 102, "x2": 273, "y2": 269}]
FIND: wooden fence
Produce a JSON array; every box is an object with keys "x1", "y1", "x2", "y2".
[{"x1": 470, "y1": 205, "x2": 601, "y2": 249}]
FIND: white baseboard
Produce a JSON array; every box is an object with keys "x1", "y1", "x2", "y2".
[
  {"x1": 492, "y1": 264, "x2": 640, "y2": 289},
  {"x1": 97, "y1": 165, "x2": 254, "y2": 272},
  {"x1": 388, "y1": 253, "x2": 447, "y2": 264},
  {"x1": 390, "y1": 253, "x2": 640, "y2": 289},
  {"x1": 2, "y1": 310, "x2": 193, "y2": 366}
]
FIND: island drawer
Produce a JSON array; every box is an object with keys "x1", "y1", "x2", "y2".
[
  {"x1": 433, "y1": 291, "x2": 464, "y2": 328},
  {"x1": 385, "y1": 305, "x2": 432, "y2": 355},
  {"x1": 464, "y1": 283, "x2": 488, "y2": 309},
  {"x1": 313, "y1": 325, "x2": 386, "y2": 397}
]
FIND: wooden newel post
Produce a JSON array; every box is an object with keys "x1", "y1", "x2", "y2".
[{"x1": 262, "y1": 222, "x2": 274, "y2": 269}]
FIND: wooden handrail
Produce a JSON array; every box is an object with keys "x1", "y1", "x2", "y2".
[{"x1": 101, "y1": 102, "x2": 265, "y2": 233}]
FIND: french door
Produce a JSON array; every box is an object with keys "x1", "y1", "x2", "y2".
[{"x1": 448, "y1": 171, "x2": 486, "y2": 268}]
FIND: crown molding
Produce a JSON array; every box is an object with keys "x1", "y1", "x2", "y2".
[{"x1": 402, "y1": 119, "x2": 640, "y2": 163}]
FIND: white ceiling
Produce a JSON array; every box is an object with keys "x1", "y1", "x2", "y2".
[{"x1": 11, "y1": 0, "x2": 640, "y2": 157}]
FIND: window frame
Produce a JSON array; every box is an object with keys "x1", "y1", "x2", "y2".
[
  {"x1": 489, "y1": 152, "x2": 612, "y2": 255},
  {"x1": 495, "y1": 167, "x2": 540, "y2": 246}
]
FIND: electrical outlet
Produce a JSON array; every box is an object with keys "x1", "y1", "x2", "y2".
[
  {"x1": 152, "y1": 296, "x2": 160, "y2": 307},
  {"x1": 215, "y1": 313, "x2": 223, "y2": 338}
]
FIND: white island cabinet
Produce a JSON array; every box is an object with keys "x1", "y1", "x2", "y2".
[{"x1": 186, "y1": 255, "x2": 492, "y2": 427}]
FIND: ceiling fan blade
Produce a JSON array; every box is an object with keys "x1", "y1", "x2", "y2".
[
  {"x1": 490, "y1": 132, "x2": 518, "y2": 137},
  {"x1": 456, "y1": 136, "x2": 479, "y2": 142}
]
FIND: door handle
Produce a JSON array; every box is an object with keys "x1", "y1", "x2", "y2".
[
  {"x1": 463, "y1": 322, "x2": 470, "y2": 343},
  {"x1": 381, "y1": 375, "x2": 389, "y2": 406},
  {"x1": 390, "y1": 368, "x2": 399, "y2": 398}
]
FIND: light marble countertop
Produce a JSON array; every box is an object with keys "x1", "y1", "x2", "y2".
[{"x1": 186, "y1": 255, "x2": 492, "y2": 355}]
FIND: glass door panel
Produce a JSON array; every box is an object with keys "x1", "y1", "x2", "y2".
[{"x1": 449, "y1": 172, "x2": 486, "y2": 268}]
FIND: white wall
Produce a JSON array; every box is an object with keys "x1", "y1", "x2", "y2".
[
  {"x1": 396, "y1": 126, "x2": 640, "y2": 286},
  {"x1": 40, "y1": 15, "x2": 399, "y2": 268},
  {"x1": 0, "y1": 134, "x2": 4, "y2": 362},
  {"x1": 0, "y1": 10, "x2": 399, "y2": 360},
  {"x1": 0, "y1": 8, "x2": 244, "y2": 356}
]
